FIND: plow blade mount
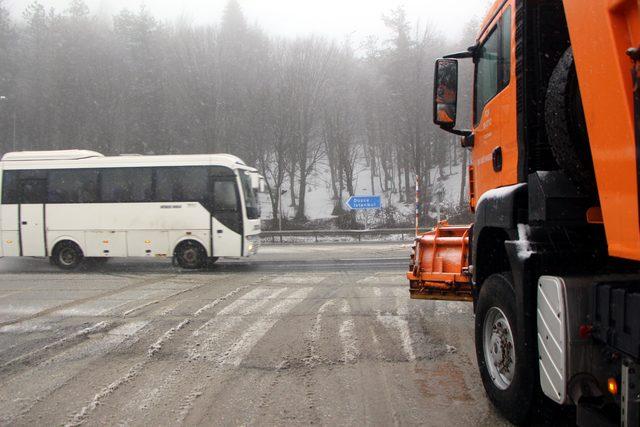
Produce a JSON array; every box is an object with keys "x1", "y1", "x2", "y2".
[{"x1": 407, "y1": 221, "x2": 473, "y2": 302}]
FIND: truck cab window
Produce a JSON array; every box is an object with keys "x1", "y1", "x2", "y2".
[{"x1": 474, "y1": 7, "x2": 511, "y2": 124}]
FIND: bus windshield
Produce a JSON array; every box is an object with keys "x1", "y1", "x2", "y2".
[{"x1": 239, "y1": 170, "x2": 260, "y2": 220}]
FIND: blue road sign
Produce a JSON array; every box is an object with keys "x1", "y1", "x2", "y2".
[{"x1": 346, "y1": 195, "x2": 382, "y2": 210}]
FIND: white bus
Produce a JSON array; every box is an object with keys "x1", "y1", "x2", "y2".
[{"x1": 0, "y1": 150, "x2": 263, "y2": 269}]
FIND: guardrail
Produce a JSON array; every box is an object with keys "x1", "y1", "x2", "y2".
[{"x1": 260, "y1": 228, "x2": 432, "y2": 243}]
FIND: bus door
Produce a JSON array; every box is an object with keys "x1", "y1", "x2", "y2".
[
  {"x1": 19, "y1": 177, "x2": 47, "y2": 257},
  {"x1": 210, "y1": 178, "x2": 242, "y2": 257}
]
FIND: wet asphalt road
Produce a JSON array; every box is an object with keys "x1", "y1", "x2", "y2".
[{"x1": 0, "y1": 242, "x2": 509, "y2": 426}]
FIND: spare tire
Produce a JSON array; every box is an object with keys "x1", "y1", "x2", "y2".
[{"x1": 545, "y1": 47, "x2": 597, "y2": 197}]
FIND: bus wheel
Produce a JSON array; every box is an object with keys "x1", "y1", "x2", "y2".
[
  {"x1": 175, "y1": 241, "x2": 206, "y2": 270},
  {"x1": 52, "y1": 241, "x2": 84, "y2": 270},
  {"x1": 475, "y1": 272, "x2": 534, "y2": 425}
]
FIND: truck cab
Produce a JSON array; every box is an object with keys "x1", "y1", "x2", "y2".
[{"x1": 408, "y1": 0, "x2": 640, "y2": 424}]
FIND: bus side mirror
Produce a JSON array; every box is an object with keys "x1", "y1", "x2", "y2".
[
  {"x1": 250, "y1": 174, "x2": 266, "y2": 193},
  {"x1": 433, "y1": 58, "x2": 459, "y2": 128},
  {"x1": 250, "y1": 173, "x2": 260, "y2": 190}
]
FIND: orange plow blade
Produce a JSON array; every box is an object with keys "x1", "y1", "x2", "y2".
[{"x1": 407, "y1": 221, "x2": 473, "y2": 302}]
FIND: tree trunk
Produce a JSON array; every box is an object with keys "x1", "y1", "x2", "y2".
[
  {"x1": 295, "y1": 169, "x2": 307, "y2": 221},
  {"x1": 397, "y1": 154, "x2": 403, "y2": 201},
  {"x1": 288, "y1": 169, "x2": 297, "y2": 208},
  {"x1": 369, "y1": 151, "x2": 376, "y2": 195},
  {"x1": 404, "y1": 166, "x2": 411, "y2": 203}
]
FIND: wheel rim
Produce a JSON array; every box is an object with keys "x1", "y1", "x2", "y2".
[
  {"x1": 181, "y1": 247, "x2": 200, "y2": 266},
  {"x1": 59, "y1": 247, "x2": 77, "y2": 266},
  {"x1": 483, "y1": 307, "x2": 516, "y2": 390}
]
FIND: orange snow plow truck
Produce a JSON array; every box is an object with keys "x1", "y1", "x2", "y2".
[{"x1": 408, "y1": 0, "x2": 640, "y2": 425}]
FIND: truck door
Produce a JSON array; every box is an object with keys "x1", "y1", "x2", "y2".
[
  {"x1": 211, "y1": 178, "x2": 243, "y2": 257},
  {"x1": 472, "y1": 6, "x2": 517, "y2": 198},
  {"x1": 19, "y1": 178, "x2": 47, "y2": 257}
]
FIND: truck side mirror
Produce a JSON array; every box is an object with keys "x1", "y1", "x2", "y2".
[{"x1": 433, "y1": 58, "x2": 459, "y2": 128}]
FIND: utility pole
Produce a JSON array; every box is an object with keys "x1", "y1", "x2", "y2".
[
  {"x1": 0, "y1": 96, "x2": 17, "y2": 152},
  {"x1": 278, "y1": 189, "x2": 288, "y2": 244},
  {"x1": 415, "y1": 175, "x2": 419, "y2": 236},
  {"x1": 0, "y1": 96, "x2": 7, "y2": 152},
  {"x1": 12, "y1": 111, "x2": 16, "y2": 151},
  {"x1": 279, "y1": 189, "x2": 288, "y2": 232}
]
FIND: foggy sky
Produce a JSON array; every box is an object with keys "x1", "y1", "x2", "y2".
[{"x1": 5, "y1": 0, "x2": 491, "y2": 42}]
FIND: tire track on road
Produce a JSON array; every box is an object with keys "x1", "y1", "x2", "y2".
[
  {"x1": 339, "y1": 299, "x2": 360, "y2": 364},
  {"x1": 65, "y1": 284, "x2": 252, "y2": 426},
  {"x1": 0, "y1": 321, "x2": 149, "y2": 424},
  {"x1": 175, "y1": 287, "x2": 313, "y2": 424},
  {"x1": 1, "y1": 321, "x2": 112, "y2": 372},
  {"x1": 0, "y1": 274, "x2": 180, "y2": 328}
]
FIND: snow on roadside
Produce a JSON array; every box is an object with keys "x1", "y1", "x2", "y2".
[{"x1": 261, "y1": 157, "x2": 465, "y2": 223}]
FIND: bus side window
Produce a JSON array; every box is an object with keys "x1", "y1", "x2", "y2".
[
  {"x1": 176, "y1": 167, "x2": 208, "y2": 202},
  {"x1": 17, "y1": 170, "x2": 47, "y2": 204},
  {"x1": 212, "y1": 180, "x2": 238, "y2": 212},
  {"x1": 155, "y1": 166, "x2": 208, "y2": 203},
  {"x1": 2, "y1": 171, "x2": 19, "y2": 204},
  {"x1": 154, "y1": 167, "x2": 176, "y2": 202},
  {"x1": 19, "y1": 179, "x2": 47, "y2": 204},
  {"x1": 100, "y1": 168, "x2": 152, "y2": 203},
  {"x1": 48, "y1": 169, "x2": 99, "y2": 203}
]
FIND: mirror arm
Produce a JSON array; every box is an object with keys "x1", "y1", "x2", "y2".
[
  {"x1": 443, "y1": 45, "x2": 477, "y2": 60},
  {"x1": 440, "y1": 126, "x2": 472, "y2": 138}
]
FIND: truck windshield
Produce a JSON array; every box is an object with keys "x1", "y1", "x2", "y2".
[{"x1": 239, "y1": 170, "x2": 260, "y2": 220}]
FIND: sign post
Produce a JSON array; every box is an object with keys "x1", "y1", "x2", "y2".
[
  {"x1": 415, "y1": 175, "x2": 419, "y2": 237},
  {"x1": 346, "y1": 195, "x2": 382, "y2": 230}
]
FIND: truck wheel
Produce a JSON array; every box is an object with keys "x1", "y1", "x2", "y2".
[
  {"x1": 475, "y1": 273, "x2": 535, "y2": 425},
  {"x1": 51, "y1": 241, "x2": 84, "y2": 270},
  {"x1": 545, "y1": 47, "x2": 596, "y2": 197},
  {"x1": 175, "y1": 241, "x2": 206, "y2": 270}
]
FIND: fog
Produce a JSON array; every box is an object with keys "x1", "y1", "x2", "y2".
[
  {"x1": 6, "y1": 0, "x2": 490, "y2": 42},
  {"x1": 0, "y1": 0, "x2": 486, "y2": 228}
]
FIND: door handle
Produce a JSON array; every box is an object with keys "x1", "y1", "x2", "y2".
[
  {"x1": 492, "y1": 147, "x2": 503, "y2": 172},
  {"x1": 21, "y1": 221, "x2": 27, "y2": 225},
  {"x1": 217, "y1": 230, "x2": 223, "y2": 234}
]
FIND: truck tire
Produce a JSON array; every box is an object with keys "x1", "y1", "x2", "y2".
[
  {"x1": 475, "y1": 272, "x2": 535, "y2": 425},
  {"x1": 545, "y1": 47, "x2": 596, "y2": 197}
]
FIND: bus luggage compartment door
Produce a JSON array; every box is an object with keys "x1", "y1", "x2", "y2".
[{"x1": 20, "y1": 204, "x2": 46, "y2": 256}]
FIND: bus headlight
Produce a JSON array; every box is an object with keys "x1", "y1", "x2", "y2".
[{"x1": 246, "y1": 235, "x2": 260, "y2": 254}]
